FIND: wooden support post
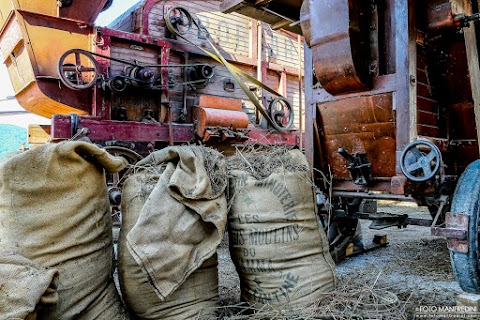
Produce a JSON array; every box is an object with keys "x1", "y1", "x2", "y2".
[
  {"x1": 298, "y1": 34, "x2": 303, "y2": 149},
  {"x1": 304, "y1": 45, "x2": 315, "y2": 167},
  {"x1": 394, "y1": 0, "x2": 417, "y2": 173},
  {"x1": 462, "y1": 0, "x2": 480, "y2": 154}
]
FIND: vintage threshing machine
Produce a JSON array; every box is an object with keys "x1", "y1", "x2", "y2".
[
  {"x1": 4, "y1": 0, "x2": 480, "y2": 294},
  {"x1": 223, "y1": 0, "x2": 480, "y2": 293},
  {"x1": 0, "y1": 0, "x2": 303, "y2": 152}
]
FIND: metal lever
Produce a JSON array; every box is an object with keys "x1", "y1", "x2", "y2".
[
  {"x1": 338, "y1": 148, "x2": 356, "y2": 164},
  {"x1": 337, "y1": 148, "x2": 373, "y2": 186},
  {"x1": 454, "y1": 13, "x2": 480, "y2": 29}
]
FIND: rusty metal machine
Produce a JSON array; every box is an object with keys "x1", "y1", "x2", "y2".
[
  {"x1": 222, "y1": 0, "x2": 480, "y2": 293},
  {"x1": 0, "y1": 0, "x2": 303, "y2": 155},
  {"x1": 6, "y1": 0, "x2": 480, "y2": 294}
]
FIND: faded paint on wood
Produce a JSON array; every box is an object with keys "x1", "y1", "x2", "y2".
[
  {"x1": 264, "y1": 27, "x2": 304, "y2": 69},
  {"x1": 108, "y1": 0, "x2": 305, "y2": 130},
  {"x1": 145, "y1": 1, "x2": 251, "y2": 57}
]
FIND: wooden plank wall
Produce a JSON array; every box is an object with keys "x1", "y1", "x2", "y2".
[
  {"x1": 264, "y1": 27, "x2": 304, "y2": 69},
  {"x1": 147, "y1": 1, "x2": 251, "y2": 58},
  {"x1": 109, "y1": 0, "x2": 304, "y2": 131}
]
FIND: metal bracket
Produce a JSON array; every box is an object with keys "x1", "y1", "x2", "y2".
[
  {"x1": 357, "y1": 213, "x2": 409, "y2": 230},
  {"x1": 223, "y1": 78, "x2": 236, "y2": 92},
  {"x1": 431, "y1": 212, "x2": 469, "y2": 253}
]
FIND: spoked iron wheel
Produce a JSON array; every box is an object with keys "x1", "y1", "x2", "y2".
[
  {"x1": 165, "y1": 7, "x2": 193, "y2": 35},
  {"x1": 449, "y1": 160, "x2": 480, "y2": 292},
  {"x1": 58, "y1": 49, "x2": 99, "y2": 90},
  {"x1": 269, "y1": 97, "x2": 294, "y2": 131}
]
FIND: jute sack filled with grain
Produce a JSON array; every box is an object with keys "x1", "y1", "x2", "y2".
[
  {"x1": 227, "y1": 148, "x2": 337, "y2": 312},
  {"x1": 0, "y1": 253, "x2": 59, "y2": 319},
  {"x1": 0, "y1": 141, "x2": 129, "y2": 319},
  {"x1": 119, "y1": 146, "x2": 227, "y2": 319}
]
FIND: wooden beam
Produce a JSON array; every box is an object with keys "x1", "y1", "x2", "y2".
[
  {"x1": 255, "y1": 0, "x2": 274, "y2": 6},
  {"x1": 394, "y1": 0, "x2": 417, "y2": 173},
  {"x1": 304, "y1": 45, "x2": 315, "y2": 167},
  {"x1": 220, "y1": 0, "x2": 245, "y2": 13},
  {"x1": 462, "y1": 0, "x2": 480, "y2": 154},
  {"x1": 28, "y1": 124, "x2": 50, "y2": 145}
]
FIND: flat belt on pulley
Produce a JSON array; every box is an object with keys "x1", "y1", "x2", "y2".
[{"x1": 165, "y1": 6, "x2": 291, "y2": 132}]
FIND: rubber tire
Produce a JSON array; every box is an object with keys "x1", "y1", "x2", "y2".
[{"x1": 449, "y1": 159, "x2": 480, "y2": 293}]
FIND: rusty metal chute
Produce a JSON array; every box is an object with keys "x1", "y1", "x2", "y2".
[
  {"x1": 300, "y1": 0, "x2": 372, "y2": 95},
  {"x1": 0, "y1": 0, "x2": 110, "y2": 29}
]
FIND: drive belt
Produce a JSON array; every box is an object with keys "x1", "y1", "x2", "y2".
[{"x1": 164, "y1": 6, "x2": 291, "y2": 132}]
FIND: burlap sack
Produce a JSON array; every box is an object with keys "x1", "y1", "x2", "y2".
[
  {"x1": 227, "y1": 149, "x2": 337, "y2": 312},
  {"x1": 0, "y1": 253, "x2": 59, "y2": 319},
  {"x1": 118, "y1": 146, "x2": 227, "y2": 319},
  {"x1": 0, "y1": 141, "x2": 129, "y2": 319}
]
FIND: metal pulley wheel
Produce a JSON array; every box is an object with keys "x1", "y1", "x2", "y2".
[
  {"x1": 58, "y1": 49, "x2": 99, "y2": 90},
  {"x1": 269, "y1": 97, "x2": 294, "y2": 131},
  {"x1": 400, "y1": 140, "x2": 441, "y2": 182},
  {"x1": 449, "y1": 160, "x2": 480, "y2": 292},
  {"x1": 165, "y1": 7, "x2": 193, "y2": 35}
]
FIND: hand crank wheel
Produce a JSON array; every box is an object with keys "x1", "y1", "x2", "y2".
[
  {"x1": 400, "y1": 140, "x2": 441, "y2": 182},
  {"x1": 58, "y1": 49, "x2": 99, "y2": 90}
]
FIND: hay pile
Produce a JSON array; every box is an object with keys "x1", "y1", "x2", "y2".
[{"x1": 226, "y1": 146, "x2": 308, "y2": 179}]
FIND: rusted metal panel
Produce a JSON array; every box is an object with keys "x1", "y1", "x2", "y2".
[
  {"x1": 318, "y1": 94, "x2": 394, "y2": 135},
  {"x1": 300, "y1": 0, "x2": 371, "y2": 95},
  {"x1": 59, "y1": 0, "x2": 110, "y2": 23},
  {"x1": 317, "y1": 93, "x2": 396, "y2": 180}
]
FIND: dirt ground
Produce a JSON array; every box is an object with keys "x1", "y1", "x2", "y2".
[{"x1": 217, "y1": 201, "x2": 463, "y2": 319}]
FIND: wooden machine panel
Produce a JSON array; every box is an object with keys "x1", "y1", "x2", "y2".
[
  {"x1": 0, "y1": 11, "x2": 93, "y2": 117},
  {"x1": 108, "y1": 0, "x2": 305, "y2": 130}
]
